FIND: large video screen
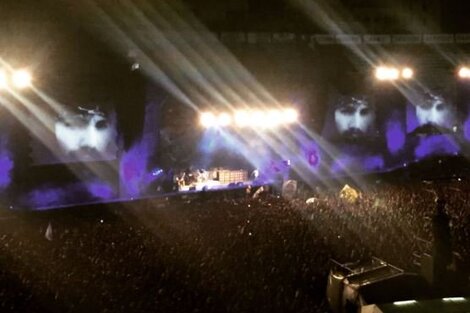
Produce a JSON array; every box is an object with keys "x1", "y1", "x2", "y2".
[
  {"x1": 405, "y1": 88, "x2": 462, "y2": 159},
  {"x1": 321, "y1": 91, "x2": 387, "y2": 175},
  {"x1": 407, "y1": 90, "x2": 459, "y2": 134},
  {"x1": 31, "y1": 105, "x2": 119, "y2": 164},
  {"x1": 317, "y1": 84, "x2": 467, "y2": 176},
  {"x1": 329, "y1": 95, "x2": 377, "y2": 141}
]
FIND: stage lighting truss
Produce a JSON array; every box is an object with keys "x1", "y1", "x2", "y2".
[
  {"x1": 375, "y1": 66, "x2": 414, "y2": 81},
  {"x1": 0, "y1": 68, "x2": 32, "y2": 90},
  {"x1": 200, "y1": 108, "x2": 299, "y2": 129}
]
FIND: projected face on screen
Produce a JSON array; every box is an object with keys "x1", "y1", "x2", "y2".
[
  {"x1": 334, "y1": 96, "x2": 375, "y2": 139},
  {"x1": 55, "y1": 107, "x2": 117, "y2": 160},
  {"x1": 415, "y1": 93, "x2": 454, "y2": 129}
]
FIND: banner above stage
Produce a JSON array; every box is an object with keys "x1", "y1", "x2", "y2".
[{"x1": 214, "y1": 32, "x2": 470, "y2": 46}]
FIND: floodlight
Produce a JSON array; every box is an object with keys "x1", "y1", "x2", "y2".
[
  {"x1": 12, "y1": 69, "x2": 32, "y2": 89},
  {"x1": 375, "y1": 67, "x2": 388, "y2": 80},
  {"x1": 387, "y1": 68, "x2": 400, "y2": 80},
  {"x1": 265, "y1": 110, "x2": 283, "y2": 127},
  {"x1": 401, "y1": 68, "x2": 414, "y2": 79},
  {"x1": 235, "y1": 111, "x2": 250, "y2": 127},
  {"x1": 442, "y1": 297, "x2": 466, "y2": 302},
  {"x1": 218, "y1": 113, "x2": 232, "y2": 126},
  {"x1": 250, "y1": 111, "x2": 264, "y2": 126},
  {"x1": 458, "y1": 66, "x2": 470, "y2": 79},
  {"x1": 200, "y1": 112, "x2": 216, "y2": 128},
  {"x1": 284, "y1": 108, "x2": 298, "y2": 123},
  {"x1": 393, "y1": 300, "x2": 416, "y2": 306},
  {"x1": 375, "y1": 66, "x2": 399, "y2": 81}
]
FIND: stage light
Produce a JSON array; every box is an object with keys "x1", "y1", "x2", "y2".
[
  {"x1": 375, "y1": 67, "x2": 388, "y2": 80},
  {"x1": 402, "y1": 68, "x2": 414, "y2": 79},
  {"x1": 131, "y1": 63, "x2": 140, "y2": 71},
  {"x1": 265, "y1": 110, "x2": 283, "y2": 128},
  {"x1": 218, "y1": 113, "x2": 232, "y2": 126},
  {"x1": 0, "y1": 70, "x2": 7, "y2": 89},
  {"x1": 393, "y1": 300, "x2": 416, "y2": 306},
  {"x1": 442, "y1": 297, "x2": 466, "y2": 302},
  {"x1": 284, "y1": 108, "x2": 298, "y2": 123},
  {"x1": 235, "y1": 111, "x2": 250, "y2": 127},
  {"x1": 202, "y1": 108, "x2": 299, "y2": 129},
  {"x1": 458, "y1": 66, "x2": 470, "y2": 79},
  {"x1": 250, "y1": 111, "x2": 265, "y2": 126},
  {"x1": 375, "y1": 66, "x2": 399, "y2": 81},
  {"x1": 12, "y1": 69, "x2": 32, "y2": 89},
  {"x1": 200, "y1": 112, "x2": 216, "y2": 128},
  {"x1": 388, "y1": 68, "x2": 400, "y2": 80}
]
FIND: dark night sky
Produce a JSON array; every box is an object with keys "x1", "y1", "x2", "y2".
[
  {"x1": 182, "y1": 0, "x2": 470, "y2": 33},
  {"x1": 440, "y1": 0, "x2": 470, "y2": 32},
  {"x1": 0, "y1": 0, "x2": 469, "y2": 35}
]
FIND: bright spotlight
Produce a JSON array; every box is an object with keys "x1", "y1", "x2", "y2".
[
  {"x1": 402, "y1": 68, "x2": 414, "y2": 79},
  {"x1": 200, "y1": 112, "x2": 216, "y2": 128},
  {"x1": 0, "y1": 70, "x2": 7, "y2": 89},
  {"x1": 235, "y1": 111, "x2": 250, "y2": 127},
  {"x1": 393, "y1": 300, "x2": 416, "y2": 306},
  {"x1": 250, "y1": 111, "x2": 265, "y2": 126},
  {"x1": 265, "y1": 110, "x2": 283, "y2": 128},
  {"x1": 375, "y1": 66, "x2": 400, "y2": 81},
  {"x1": 284, "y1": 109, "x2": 298, "y2": 123},
  {"x1": 458, "y1": 67, "x2": 470, "y2": 79},
  {"x1": 442, "y1": 297, "x2": 466, "y2": 302},
  {"x1": 376, "y1": 67, "x2": 390, "y2": 80},
  {"x1": 12, "y1": 69, "x2": 32, "y2": 89},
  {"x1": 218, "y1": 113, "x2": 232, "y2": 126},
  {"x1": 387, "y1": 68, "x2": 399, "y2": 80}
]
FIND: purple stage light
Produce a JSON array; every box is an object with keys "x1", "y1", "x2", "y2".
[
  {"x1": 307, "y1": 150, "x2": 320, "y2": 167},
  {"x1": 363, "y1": 155, "x2": 384, "y2": 172},
  {"x1": 120, "y1": 142, "x2": 149, "y2": 197},
  {"x1": 464, "y1": 115, "x2": 470, "y2": 141},
  {"x1": 406, "y1": 103, "x2": 419, "y2": 133},
  {"x1": 385, "y1": 112, "x2": 405, "y2": 154},
  {"x1": 87, "y1": 181, "x2": 115, "y2": 200},
  {"x1": 414, "y1": 135, "x2": 459, "y2": 159},
  {"x1": 331, "y1": 155, "x2": 354, "y2": 174},
  {"x1": 0, "y1": 151, "x2": 13, "y2": 189},
  {"x1": 26, "y1": 187, "x2": 63, "y2": 208}
]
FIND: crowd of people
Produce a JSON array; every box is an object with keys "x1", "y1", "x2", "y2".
[{"x1": 0, "y1": 179, "x2": 468, "y2": 313}]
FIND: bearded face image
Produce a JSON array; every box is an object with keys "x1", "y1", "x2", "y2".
[{"x1": 334, "y1": 97, "x2": 376, "y2": 139}]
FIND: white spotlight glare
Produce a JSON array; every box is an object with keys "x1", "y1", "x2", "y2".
[
  {"x1": 375, "y1": 67, "x2": 388, "y2": 80},
  {"x1": 284, "y1": 109, "x2": 298, "y2": 123},
  {"x1": 388, "y1": 68, "x2": 399, "y2": 80},
  {"x1": 265, "y1": 110, "x2": 283, "y2": 128},
  {"x1": 458, "y1": 67, "x2": 470, "y2": 79},
  {"x1": 250, "y1": 111, "x2": 265, "y2": 127},
  {"x1": 375, "y1": 66, "x2": 399, "y2": 81},
  {"x1": 235, "y1": 111, "x2": 249, "y2": 127},
  {"x1": 393, "y1": 300, "x2": 416, "y2": 306},
  {"x1": 402, "y1": 68, "x2": 414, "y2": 79},
  {"x1": 200, "y1": 112, "x2": 216, "y2": 128},
  {"x1": 442, "y1": 297, "x2": 466, "y2": 302},
  {"x1": 0, "y1": 70, "x2": 7, "y2": 89},
  {"x1": 218, "y1": 113, "x2": 232, "y2": 126},
  {"x1": 12, "y1": 69, "x2": 32, "y2": 89}
]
